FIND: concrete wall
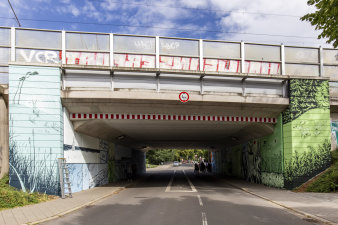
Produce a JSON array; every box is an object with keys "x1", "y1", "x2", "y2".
[
  {"x1": 8, "y1": 65, "x2": 63, "y2": 195},
  {"x1": 64, "y1": 108, "x2": 145, "y2": 193},
  {"x1": 0, "y1": 95, "x2": 8, "y2": 178},
  {"x1": 64, "y1": 108, "x2": 112, "y2": 193}
]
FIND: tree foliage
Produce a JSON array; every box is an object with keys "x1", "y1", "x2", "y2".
[
  {"x1": 300, "y1": 0, "x2": 338, "y2": 47},
  {"x1": 146, "y1": 149, "x2": 209, "y2": 165}
]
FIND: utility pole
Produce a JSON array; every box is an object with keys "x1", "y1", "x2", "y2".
[{"x1": 8, "y1": 0, "x2": 21, "y2": 27}]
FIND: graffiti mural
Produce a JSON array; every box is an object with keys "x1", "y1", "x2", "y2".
[
  {"x1": 9, "y1": 65, "x2": 63, "y2": 195},
  {"x1": 212, "y1": 115, "x2": 285, "y2": 188},
  {"x1": 114, "y1": 54, "x2": 155, "y2": 68},
  {"x1": 66, "y1": 52, "x2": 109, "y2": 66},
  {"x1": 160, "y1": 56, "x2": 199, "y2": 71},
  {"x1": 282, "y1": 79, "x2": 331, "y2": 188},
  {"x1": 331, "y1": 121, "x2": 338, "y2": 150},
  {"x1": 203, "y1": 59, "x2": 240, "y2": 73},
  {"x1": 17, "y1": 49, "x2": 60, "y2": 64},
  {"x1": 245, "y1": 61, "x2": 280, "y2": 75}
]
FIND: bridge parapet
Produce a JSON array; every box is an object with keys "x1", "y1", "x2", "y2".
[{"x1": 0, "y1": 27, "x2": 337, "y2": 85}]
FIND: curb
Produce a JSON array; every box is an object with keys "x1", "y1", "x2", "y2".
[
  {"x1": 226, "y1": 181, "x2": 337, "y2": 225},
  {"x1": 26, "y1": 186, "x2": 126, "y2": 225}
]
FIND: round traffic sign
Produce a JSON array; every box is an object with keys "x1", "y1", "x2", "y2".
[{"x1": 179, "y1": 92, "x2": 189, "y2": 103}]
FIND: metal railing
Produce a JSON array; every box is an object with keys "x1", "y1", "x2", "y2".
[{"x1": 0, "y1": 26, "x2": 337, "y2": 81}]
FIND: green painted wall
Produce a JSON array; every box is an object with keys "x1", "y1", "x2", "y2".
[
  {"x1": 212, "y1": 115, "x2": 284, "y2": 188},
  {"x1": 213, "y1": 79, "x2": 331, "y2": 189},
  {"x1": 260, "y1": 115, "x2": 284, "y2": 187},
  {"x1": 282, "y1": 79, "x2": 331, "y2": 188}
]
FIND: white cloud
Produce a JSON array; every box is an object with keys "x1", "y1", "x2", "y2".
[
  {"x1": 207, "y1": 0, "x2": 329, "y2": 46},
  {"x1": 0, "y1": 0, "x2": 332, "y2": 48},
  {"x1": 70, "y1": 5, "x2": 80, "y2": 17}
]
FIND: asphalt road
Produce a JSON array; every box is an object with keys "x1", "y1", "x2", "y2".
[{"x1": 43, "y1": 165, "x2": 317, "y2": 225}]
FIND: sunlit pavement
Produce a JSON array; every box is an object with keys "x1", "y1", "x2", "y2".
[{"x1": 40, "y1": 164, "x2": 334, "y2": 225}]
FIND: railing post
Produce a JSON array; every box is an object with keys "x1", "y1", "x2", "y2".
[
  {"x1": 110, "y1": 33, "x2": 114, "y2": 67},
  {"x1": 281, "y1": 44, "x2": 285, "y2": 75},
  {"x1": 199, "y1": 39, "x2": 203, "y2": 71},
  {"x1": 242, "y1": 77, "x2": 246, "y2": 96},
  {"x1": 200, "y1": 76, "x2": 204, "y2": 94},
  {"x1": 10, "y1": 27, "x2": 15, "y2": 62},
  {"x1": 319, "y1": 46, "x2": 323, "y2": 77},
  {"x1": 241, "y1": 41, "x2": 245, "y2": 73},
  {"x1": 156, "y1": 73, "x2": 160, "y2": 92},
  {"x1": 61, "y1": 30, "x2": 66, "y2": 65},
  {"x1": 110, "y1": 71, "x2": 114, "y2": 91},
  {"x1": 156, "y1": 36, "x2": 160, "y2": 69}
]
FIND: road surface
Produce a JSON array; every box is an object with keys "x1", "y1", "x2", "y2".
[{"x1": 43, "y1": 164, "x2": 316, "y2": 225}]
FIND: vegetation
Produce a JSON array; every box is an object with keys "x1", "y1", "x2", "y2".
[
  {"x1": 304, "y1": 148, "x2": 338, "y2": 192},
  {"x1": 146, "y1": 149, "x2": 209, "y2": 165},
  {"x1": 300, "y1": 0, "x2": 338, "y2": 48},
  {"x1": 146, "y1": 164, "x2": 158, "y2": 168},
  {"x1": 284, "y1": 139, "x2": 331, "y2": 182},
  {"x1": 0, "y1": 174, "x2": 54, "y2": 210}
]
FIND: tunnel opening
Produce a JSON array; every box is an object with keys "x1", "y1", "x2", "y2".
[{"x1": 62, "y1": 102, "x2": 285, "y2": 196}]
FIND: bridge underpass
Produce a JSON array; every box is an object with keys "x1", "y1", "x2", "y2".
[
  {"x1": 0, "y1": 26, "x2": 335, "y2": 198},
  {"x1": 59, "y1": 74, "x2": 288, "y2": 192}
]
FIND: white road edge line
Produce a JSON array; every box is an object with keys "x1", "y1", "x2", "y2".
[
  {"x1": 183, "y1": 170, "x2": 197, "y2": 192},
  {"x1": 165, "y1": 170, "x2": 176, "y2": 192},
  {"x1": 202, "y1": 212, "x2": 208, "y2": 225},
  {"x1": 197, "y1": 195, "x2": 203, "y2": 206}
]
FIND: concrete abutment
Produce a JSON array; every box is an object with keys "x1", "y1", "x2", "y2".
[
  {"x1": 0, "y1": 95, "x2": 9, "y2": 179},
  {"x1": 212, "y1": 79, "x2": 332, "y2": 189}
]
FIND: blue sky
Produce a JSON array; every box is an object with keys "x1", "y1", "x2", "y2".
[{"x1": 0, "y1": 0, "x2": 332, "y2": 47}]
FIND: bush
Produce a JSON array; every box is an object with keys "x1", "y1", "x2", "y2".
[
  {"x1": 0, "y1": 174, "x2": 53, "y2": 210},
  {"x1": 305, "y1": 149, "x2": 338, "y2": 192}
]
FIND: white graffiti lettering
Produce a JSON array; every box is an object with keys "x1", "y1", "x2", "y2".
[
  {"x1": 19, "y1": 50, "x2": 60, "y2": 64},
  {"x1": 114, "y1": 54, "x2": 155, "y2": 68},
  {"x1": 134, "y1": 40, "x2": 153, "y2": 50},
  {"x1": 161, "y1": 42, "x2": 180, "y2": 50}
]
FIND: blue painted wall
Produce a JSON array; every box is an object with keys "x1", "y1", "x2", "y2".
[{"x1": 9, "y1": 65, "x2": 63, "y2": 195}]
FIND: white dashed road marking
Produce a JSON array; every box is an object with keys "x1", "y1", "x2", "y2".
[
  {"x1": 183, "y1": 170, "x2": 197, "y2": 192},
  {"x1": 202, "y1": 212, "x2": 208, "y2": 225},
  {"x1": 165, "y1": 170, "x2": 197, "y2": 193},
  {"x1": 165, "y1": 170, "x2": 176, "y2": 192},
  {"x1": 197, "y1": 195, "x2": 203, "y2": 206}
]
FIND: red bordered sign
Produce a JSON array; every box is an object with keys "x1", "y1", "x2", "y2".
[{"x1": 179, "y1": 92, "x2": 189, "y2": 103}]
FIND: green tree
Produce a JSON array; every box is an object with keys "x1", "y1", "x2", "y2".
[{"x1": 300, "y1": 0, "x2": 338, "y2": 47}]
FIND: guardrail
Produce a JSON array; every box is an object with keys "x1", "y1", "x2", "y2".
[{"x1": 0, "y1": 26, "x2": 337, "y2": 82}]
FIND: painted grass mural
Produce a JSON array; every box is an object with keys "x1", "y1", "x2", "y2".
[
  {"x1": 9, "y1": 66, "x2": 63, "y2": 195},
  {"x1": 282, "y1": 79, "x2": 331, "y2": 188}
]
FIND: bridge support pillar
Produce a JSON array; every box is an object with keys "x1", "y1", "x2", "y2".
[
  {"x1": 8, "y1": 65, "x2": 63, "y2": 195},
  {"x1": 282, "y1": 79, "x2": 331, "y2": 188}
]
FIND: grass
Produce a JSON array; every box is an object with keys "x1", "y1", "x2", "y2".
[
  {"x1": 299, "y1": 149, "x2": 338, "y2": 192},
  {"x1": 0, "y1": 174, "x2": 56, "y2": 210},
  {"x1": 146, "y1": 164, "x2": 158, "y2": 168}
]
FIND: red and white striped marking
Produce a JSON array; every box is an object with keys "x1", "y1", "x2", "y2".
[{"x1": 70, "y1": 113, "x2": 277, "y2": 123}]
